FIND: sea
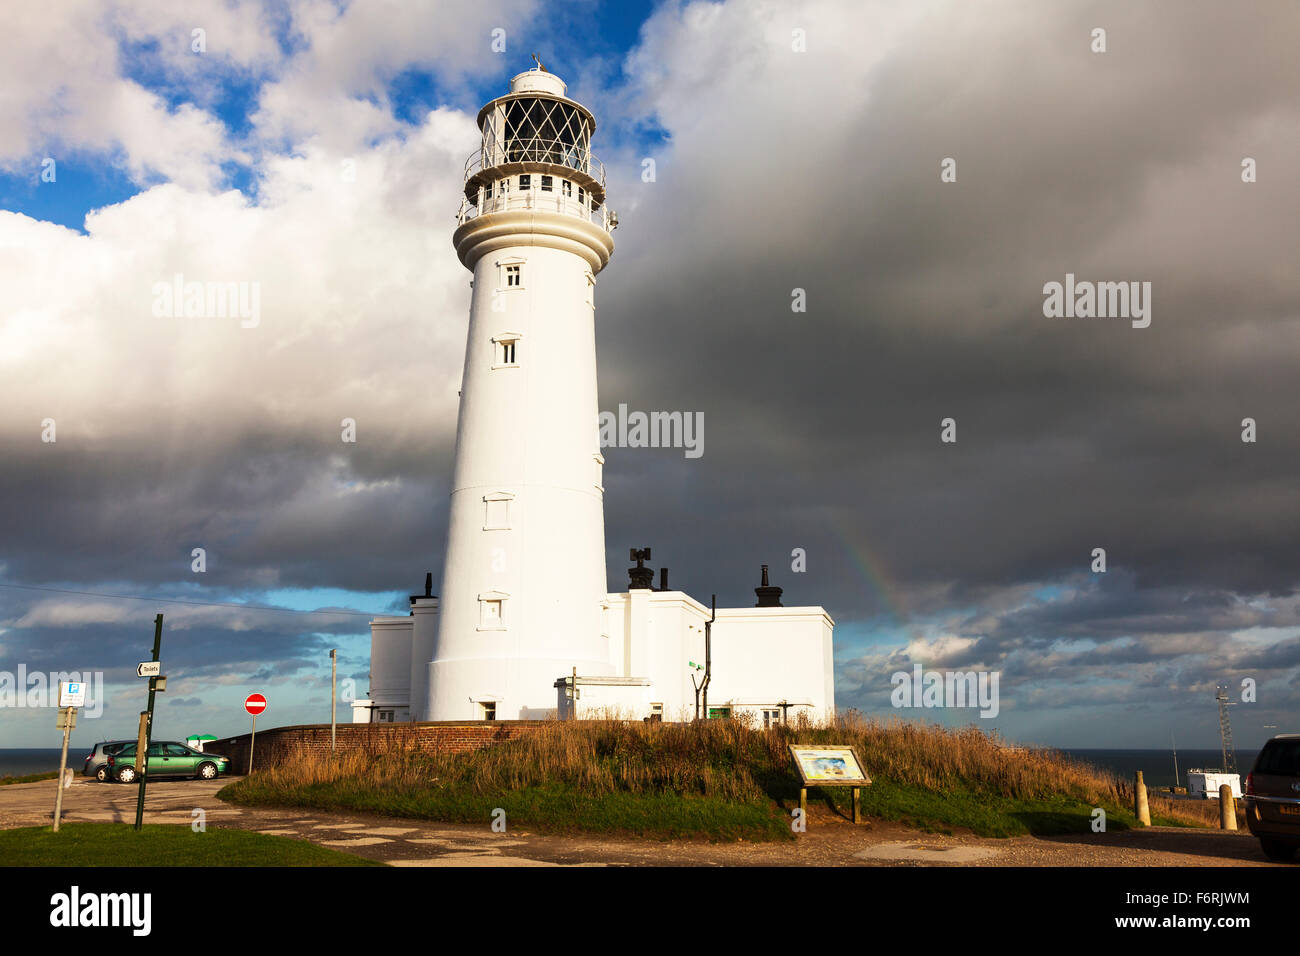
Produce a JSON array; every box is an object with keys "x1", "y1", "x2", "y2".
[
  {"x1": 0, "y1": 746, "x2": 1260, "y2": 787},
  {"x1": 1060, "y1": 749, "x2": 1258, "y2": 790},
  {"x1": 0, "y1": 748, "x2": 73, "y2": 778}
]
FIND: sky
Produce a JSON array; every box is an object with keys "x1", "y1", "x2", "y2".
[{"x1": 1, "y1": 0, "x2": 1297, "y2": 752}]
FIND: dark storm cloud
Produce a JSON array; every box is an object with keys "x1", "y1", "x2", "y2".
[{"x1": 592, "y1": 0, "x2": 1300, "y2": 629}]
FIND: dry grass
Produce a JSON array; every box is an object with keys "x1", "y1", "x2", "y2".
[{"x1": 221, "y1": 712, "x2": 1218, "y2": 836}]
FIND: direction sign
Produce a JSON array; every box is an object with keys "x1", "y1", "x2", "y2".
[
  {"x1": 244, "y1": 693, "x2": 267, "y2": 716},
  {"x1": 58, "y1": 681, "x2": 86, "y2": 708},
  {"x1": 137, "y1": 661, "x2": 161, "y2": 678}
]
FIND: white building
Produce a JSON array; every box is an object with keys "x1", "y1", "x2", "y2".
[{"x1": 353, "y1": 65, "x2": 835, "y2": 726}]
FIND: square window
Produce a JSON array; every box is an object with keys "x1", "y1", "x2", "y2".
[
  {"x1": 763, "y1": 708, "x2": 782, "y2": 728},
  {"x1": 578, "y1": 187, "x2": 585, "y2": 205},
  {"x1": 477, "y1": 590, "x2": 508, "y2": 630},
  {"x1": 505, "y1": 264, "x2": 521, "y2": 288},
  {"x1": 541, "y1": 175, "x2": 553, "y2": 191},
  {"x1": 481, "y1": 701, "x2": 497, "y2": 721},
  {"x1": 484, "y1": 182, "x2": 493, "y2": 200},
  {"x1": 519, "y1": 174, "x2": 531, "y2": 190},
  {"x1": 484, "y1": 492, "x2": 513, "y2": 529}
]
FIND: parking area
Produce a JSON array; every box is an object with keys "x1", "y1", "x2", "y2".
[{"x1": 0, "y1": 774, "x2": 236, "y2": 830}]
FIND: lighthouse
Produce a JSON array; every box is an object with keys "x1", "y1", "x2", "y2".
[
  {"x1": 358, "y1": 65, "x2": 835, "y2": 729},
  {"x1": 422, "y1": 64, "x2": 617, "y2": 721}
]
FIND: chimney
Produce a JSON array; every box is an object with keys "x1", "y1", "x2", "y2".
[
  {"x1": 754, "y1": 564, "x2": 784, "y2": 607},
  {"x1": 659, "y1": 567, "x2": 669, "y2": 591},
  {"x1": 410, "y1": 570, "x2": 436, "y2": 610}
]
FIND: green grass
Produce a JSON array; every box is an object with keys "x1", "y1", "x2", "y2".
[
  {"x1": 225, "y1": 779, "x2": 791, "y2": 842},
  {"x1": 0, "y1": 771, "x2": 60, "y2": 786},
  {"x1": 807, "y1": 778, "x2": 1198, "y2": 837},
  {"x1": 218, "y1": 716, "x2": 1216, "y2": 842},
  {"x1": 0, "y1": 823, "x2": 386, "y2": 867}
]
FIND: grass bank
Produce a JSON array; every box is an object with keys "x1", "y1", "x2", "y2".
[
  {"x1": 0, "y1": 771, "x2": 60, "y2": 786},
  {"x1": 219, "y1": 714, "x2": 1215, "y2": 841},
  {"x1": 0, "y1": 823, "x2": 385, "y2": 866}
]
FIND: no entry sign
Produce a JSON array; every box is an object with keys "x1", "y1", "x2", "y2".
[{"x1": 244, "y1": 693, "x2": 267, "y2": 716}]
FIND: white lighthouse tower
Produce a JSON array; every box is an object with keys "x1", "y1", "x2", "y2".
[
  {"x1": 358, "y1": 65, "x2": 835, "y2": 729},
  {"x1": 423, "y1": 64, "x2": 617, "y2": 721}
]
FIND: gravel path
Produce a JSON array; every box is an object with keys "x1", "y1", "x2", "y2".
[{"x1": 0, "y1": 775, "x2": 1287, "y2": 867}]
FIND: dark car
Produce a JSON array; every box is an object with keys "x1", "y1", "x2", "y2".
[
  {"x1": 1244, "y1": 734, "x2": 1300, "y2": 862},
  {"x1": 106, "y1": 741, "x2": 230, "y2": 783},
  {"x1": 82, "y1": 740, "x2": 135, "y2": 782}
]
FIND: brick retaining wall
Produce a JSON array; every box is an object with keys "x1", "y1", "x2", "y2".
[{"x1": 205, "y1": 720, "x2": 548, "y2": 772}]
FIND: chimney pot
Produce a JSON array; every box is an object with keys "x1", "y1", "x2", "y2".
[{"x1": 755, "y1": 564, "x2": 783, "y2": 608}]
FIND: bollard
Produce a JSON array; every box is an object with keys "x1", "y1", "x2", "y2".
[
  {"x1": 1134, "y1": 771, "x2": 1151, "y2": 827},
  {"x1": 1219, "y1": 784, "x2": 1237, "y2": 830}
]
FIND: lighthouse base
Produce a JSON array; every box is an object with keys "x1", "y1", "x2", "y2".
[{"x1": 426, "y1": 655, "x2": 616, "y2": 722}]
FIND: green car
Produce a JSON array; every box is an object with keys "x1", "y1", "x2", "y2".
[{"x1": 106, "y1": 741, "x2": 230, "y2": 783}]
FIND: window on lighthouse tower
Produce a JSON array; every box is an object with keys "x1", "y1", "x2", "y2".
[
  {"x1": 477, "y1": 590, "x2": 509, "y2": 631},
  {"x1": 492, "y1": 333, "x2": 520, "y2": 368},
  {"x1": 496, "y1": 257, "x2": 525, "y2": 294}
]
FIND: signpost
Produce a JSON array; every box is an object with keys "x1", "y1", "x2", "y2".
[
  {"x1": 51, "y1": 681, "x2": 85, "y2": 832},
  {"x1": 244, "y1": 694, "x2": 267, "y2": 774},
  {"x1": 563, "y1": 667, "x2": 580, "y2": 719},
  {"x1": 788, "y1": 744, "x2": 872, "y2": 826},
  {"x1": 134, "y1": 613, "x2": 165, "y2": 832}
]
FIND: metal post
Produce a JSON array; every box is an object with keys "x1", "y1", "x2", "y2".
[
  {"x1": 248, "y1": 714, "x2": 258, "y2": 775},
  {"x1": 134, "y1": 613, "x2": 163, "y2": 832},
  {"x1": 330, "y1": 649, "x2": 338, "y2": 753},
  {"x1": 701, "y1": 595, "x2": 715, "y2": 718},
  {"x1": 52, "y1": 707, "x2": 73, "y2": 832}
]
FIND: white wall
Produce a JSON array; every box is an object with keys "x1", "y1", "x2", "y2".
[
  {"x1": 369, "y1": 616, "x2": 413, "y2": 715},
  {"x1": 428, "y1": 202, "x2": 616, "y2": 721},
  {"x1": 407, "y1": 597, "x2": 438, "y2": 721},
  {"x1": 708, "y1": 607, "x2": 836, "y2": 722},
  {"x1": 602, "y1": 591, "x2": 835, "y2": 724}
]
